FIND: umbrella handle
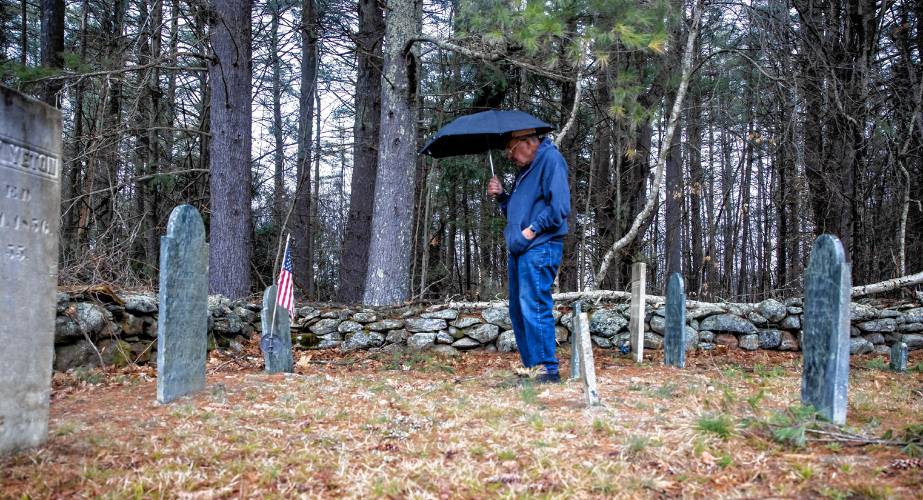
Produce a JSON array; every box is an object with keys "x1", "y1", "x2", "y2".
[{"x1": 488, "y1": 151, "x2": 495, "y2": 177}]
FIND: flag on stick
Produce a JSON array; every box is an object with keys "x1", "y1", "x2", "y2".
[{"x1": 276, "y1": 235, "x2": 295, "y2": 319}]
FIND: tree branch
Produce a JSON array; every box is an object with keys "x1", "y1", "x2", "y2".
[{"x1": 409, "y1": 36, "x2": 574, "y2": 83}]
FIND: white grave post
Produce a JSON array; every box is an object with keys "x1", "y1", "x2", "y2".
[{"x1": 629, "y1": 262, "x2": 646, "y2": 363}]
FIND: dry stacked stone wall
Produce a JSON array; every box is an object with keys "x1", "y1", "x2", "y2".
[{"x1": 53, "y1": 290, "x2": 923, "y2": 372}]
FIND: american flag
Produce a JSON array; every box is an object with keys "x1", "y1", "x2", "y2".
[{"x1": 276, "y1": 241, "x2": 295, "y2": 318}]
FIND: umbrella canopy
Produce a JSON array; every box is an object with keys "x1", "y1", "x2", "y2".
[{"x1": 419, "y1": 109, "x2": 555, "y2": 158}]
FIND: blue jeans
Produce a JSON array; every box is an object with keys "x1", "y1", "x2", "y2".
[{"x1": 508, "y1": 240, "x2": 563, "y2": 374}]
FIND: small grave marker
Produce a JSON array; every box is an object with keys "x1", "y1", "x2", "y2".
[
  {"x1": 664, "y1": 272, "x2": 686, "y2": 368},
  {"x1": 157, "y1": 205, "x2": 208, "y2": 404},
  {"x1": 569, "y1": 310, "x2": 581, "y2": 380},
  {"x1": 801, "y1": 234, "x2": 850, "y2": 425},
  {"x1": 0, "y1": 86, "x2": 62, "y2": 453},
  {"x1": 890, "y1": 342, "x2": 907, "y2": 372},
  {"x1": 629, "y1": 262, "x2": 646, "y2": 363},
  {"x1": 574, "y1": 302, "x2": 600, "y2": 406},
  {"x1": 261, "y1": 285, "x2": 293, "y2": 373}
]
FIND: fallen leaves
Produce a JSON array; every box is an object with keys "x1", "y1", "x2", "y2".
[{"x1": 2, "y1": 347, "x2": 922, "y2": 498}]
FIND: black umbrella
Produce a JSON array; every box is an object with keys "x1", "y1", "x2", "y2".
[{"x1": 419, "y1": 109, "x2": 554, "y2": 175}]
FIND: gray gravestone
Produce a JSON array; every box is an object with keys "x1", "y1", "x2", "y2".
[
  {"x1": 664, "y1": 273, "x2": 686, "y2": 368},
  {"x1": 574, "y1": 302, "x2": 600, "y2": 406},
  {"x1": 157, "y1": 205, "x2": 208, "y2": 404},
  {"x1": 801, "y1": 234, "x2": 850, "y2": 425},
  {"x1": 261, "y1": 285, "x2": 293, "y2": 373},
  {"x1": 629, "y1": 262, "x2": 646, "y2": 363},
  {"x1": 890, "y1": 342, "x2": 907, "y2": 372},
  {"x1": 0, "y1": 87, "x2": 62, "y2": 453},
  {"x1": 569, "y1": 310, "x2": 581, "y2": 380}
]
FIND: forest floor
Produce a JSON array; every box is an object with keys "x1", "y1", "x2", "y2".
[{"x1": 2, "y1": 342, "x2": 923, "y2": 499}]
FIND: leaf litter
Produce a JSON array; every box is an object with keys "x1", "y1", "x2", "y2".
[{"x1": 2, "y1": 340, "x2": 922, "y2": 498}]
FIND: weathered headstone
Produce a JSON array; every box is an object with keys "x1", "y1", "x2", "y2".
[
  {"x1": 0, "y1": 87, "x2": 62, "y2": 453},
  {"x1": 664, "y1": 273, "x2": 686, "y2": 368},
  {"x1": 261, "y1": 285, "x2": 293, "y2": 373},
  {"x1": 629, "y1": 262, "x2": 646, "y2": 363},
  {"x1": 569, "y1": 312, "x2": 581, "y2": 380},
  {"x1": 890, "y1": 342, "x2": 907, "y2": 372},
  {"x1": 574, "y1": 302, "x2": 600, "y2": 406},
  {"x1": 157, "y1": 205, "x2": 208, "y2": 404},
  {"x1": 801, "y1": 234, "x2": 850, "y2": 425}
]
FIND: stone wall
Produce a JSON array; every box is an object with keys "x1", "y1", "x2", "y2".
[{"x1": 53, "y1": 290, "x2": 923, "y2": 372}]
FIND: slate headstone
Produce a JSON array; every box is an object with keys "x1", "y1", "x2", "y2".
[
  {"x1": 157, "y1": 205, "x2": 208, "y2": 404},
  {"x1": 0, "y1": 86, "x2": 62, "y2": 453},
  {"x1": 664, "y1": 273, "x2": 686, "y2": 368},
  {"x1": 261, "y1": 285, "x2": 293, "y2": 373},
  {"x1": 629, "y1": 262, "x2": 646, "y2": 363},
  {"x1": 890, "y1": 342, "x2": 907, "y2": 372},
  {"x1": 801, "y1": 234, "x2": 850, "y2": 425}
]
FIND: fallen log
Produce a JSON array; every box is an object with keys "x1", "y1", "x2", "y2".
[{"x1": 851, "y1": 270, "x2": 923, "y2": 297}]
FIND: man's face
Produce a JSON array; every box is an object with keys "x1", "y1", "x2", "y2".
[{"x1": 505, "y1": 136, "x2": 538, "y2": 168}]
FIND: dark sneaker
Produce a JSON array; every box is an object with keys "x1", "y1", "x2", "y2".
[{"x1": 535, "y1": 372, "x2": 561, "y2": 384}]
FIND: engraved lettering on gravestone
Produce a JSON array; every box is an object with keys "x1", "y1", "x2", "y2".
[{"x1": 0, "y1": 134, "x2": 61, "y2": 180}]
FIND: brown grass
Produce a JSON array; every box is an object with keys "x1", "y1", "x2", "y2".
[{"x1": 2, "y1": 344, "x2": 922, "y2": 499}]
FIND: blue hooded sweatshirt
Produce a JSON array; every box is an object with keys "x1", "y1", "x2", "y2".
[{"x1": 497, "y1": 138, "x2": 571, "y2": 256}]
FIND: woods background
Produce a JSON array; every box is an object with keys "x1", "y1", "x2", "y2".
[{"x1": 1, "y1": 0, "x2": 920, "y2": 305}]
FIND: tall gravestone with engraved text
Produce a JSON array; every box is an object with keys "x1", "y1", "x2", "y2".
[
  {"x1": 157, "y1": 205, "x2": 208, "y2": 404},
  {"x1": 0, "y1": 87, "x2": 62, "y2": 453}
]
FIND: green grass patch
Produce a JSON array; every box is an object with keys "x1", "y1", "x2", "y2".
[
  {"x1": 862, "y1": 358, "x2": 889, "y2": 370},
  {"x1": 696, "y1": 414, "x2": 734, "y2": 439}
]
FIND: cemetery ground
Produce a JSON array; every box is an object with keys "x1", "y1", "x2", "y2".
[{"x1": 2, "y1": 346, "x2": 922, "y2": 499}]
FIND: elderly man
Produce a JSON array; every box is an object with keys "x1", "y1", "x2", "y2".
[{"x1": 487, "y1": 128, "x2": 571, "y2": 383}]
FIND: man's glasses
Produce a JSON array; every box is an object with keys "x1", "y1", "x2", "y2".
[{"x1": 505, "y1": 138, "x2": 524, "y2": 157}]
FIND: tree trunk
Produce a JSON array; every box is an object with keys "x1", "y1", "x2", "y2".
[
  {"x1": 39, "y1": 0, "x2": 64, "y2": 106},
  {"x1": 293, "y1": 0, "x2": 318, "y2": 296},
  {"x1": 686, "y1": 72, "x2": 704, "y2": 296},
  {"x1": 208, "y1": 0, "x2": 253, "y2": 299},
  {"x1": 270, "y1": 2, "x2": 286, "y2": 230},
  {"x1": 363, "y1": 0, "x2": 421, "y2": 305},
  {"x1": 339, "y1": 0, "x2": 384, "y2": 303},
  {"x1": 20, "y1": 0, "x2": 27, "y2": 65}
]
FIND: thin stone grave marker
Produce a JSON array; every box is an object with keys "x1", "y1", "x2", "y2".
[
  {"x1": 261, "y1": 285, "x2": 293, "y2": 373},
  {"x1": 801, "y1": 234, "x2": 850, "y2": 425},
  {"x1": 574, "y1": 302, "x2": 600, "y2": 406},
  {"x1": 0, "y1": 86, "x2": 62, "y2": 453},
  {"x1": 569, "y1": 309, "x2": 581, "y2": 380},
  {"x1": 890, "y1": 342, "x2": 907, "y2": 372},
  {"x1": 664, "y1": 272, "x2": 686, "y2": 368},
  {"x1": 157, "y1": 205, "x2": 208, "y2": 404},
  {"x1": 629, "y1": 262, "x2": 646, "y2": 363}
]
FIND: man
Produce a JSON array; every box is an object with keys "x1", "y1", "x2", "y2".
[{"x1": 487, "y1": 128, "x2": 571, "y2": 383}]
